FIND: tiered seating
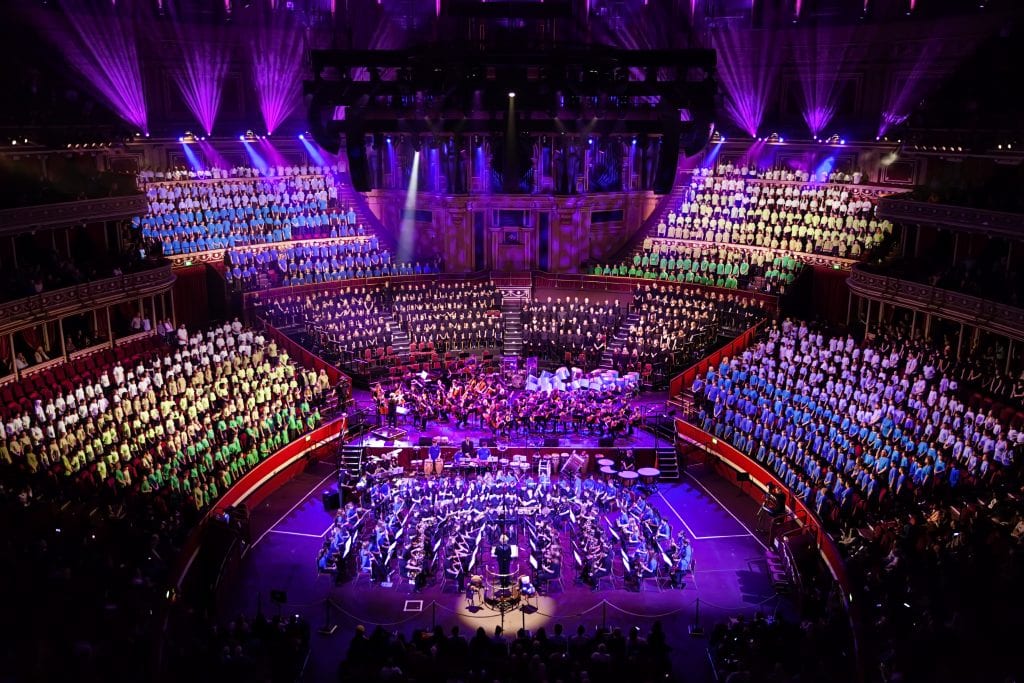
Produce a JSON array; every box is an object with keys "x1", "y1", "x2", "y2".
[
  {"x1": 599, "y1": 241, "x2": 803, "y2": 292},
  {"x1": 611, "y1": 284, "x2": 766, "y2": 383},
  {"x1": 224, "y1": 236, "x2": 391, "y2": 290},
  {"x1": 1, "y1": 335, "x2": 162, "y2": 417},
  {"x1": 693, "y1": 320, "x2": 1023, "y2": 681},
  {"x1": 592, "y1": 165, "x2": 894, "y2": 293},
  {"x1": 257, "y1": 287, "x2": 394, "y2": 366},
  {"x1": 392, "y1": 280, "x2": 504, "y2": 353},
  {"x1": 657, "y1": 165, "x2": 892, "y2": 257},
  {"x1": 521, "y1": 296, "x2": 625, "y2": 370},
  {"x1": 2, "y1": 324, "x2": 333, "y2": 498},
  {"x1": 135, "y1": 166, "x2": 343, "y2": 255}
]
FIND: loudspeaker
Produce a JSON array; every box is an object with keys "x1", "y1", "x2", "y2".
[
  {"x1": 598, "y1": 437, "x2": 616, "y2": 447},
  {"x1": 680, "y1": 119, "x2": 714, "y2": 157},
  {"x1": 322, "y1": 488, "x2": 340, "y2": 511},
  {"x1": 345, "y1": 132, "x2": 371, "y2": 192},
  {"x1": 270, "y1": 590, "x2": 287, "y2": 604},
  {"x1": 543, "y1": 437, "x2": 560, "y2": 448},
  {"x1": 418, "y1": 436, "x2": 434, "y2": 446},
  {"x1": 736, "y1": 471, "x2": 750, "y2": 483}
]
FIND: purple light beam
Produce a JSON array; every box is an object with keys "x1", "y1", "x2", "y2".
[
  {"x1": 250, "y1": 24, "x2": 305, "y2": 136},
  {"x1": 172, "y1": 33, "x2": 229, "y2": 136},
  {"x1": 48, "y1": 3, "x2": 148, "y2": 133},
  {"x1": 794, "y1": 28, "x2": 859, "y2": 139},
  {"x1": 711, "y1": 28, "x2": 779, "y2": 138}
]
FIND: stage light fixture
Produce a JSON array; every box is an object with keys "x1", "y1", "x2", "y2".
[{"x1": 508, "y1": 92, "x2": 515, "y2": 98}]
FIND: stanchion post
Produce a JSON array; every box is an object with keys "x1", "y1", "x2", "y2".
[
  {"x1": 602, "y1": 601, "x2": 607, "y2": 630},
  {"x1": 318, "y1": 598, "x2": 337, "y2": 635},
  {"x1": 432, "y1": 601, "x2": 437, "y2": 630},
  {"x1": 688, "y1": 598, "x2": 704, "y2": 637}
]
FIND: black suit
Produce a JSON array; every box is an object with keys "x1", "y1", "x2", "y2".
[{"x1": 495, "y1": 543, "x2": 512, "y2": 587}]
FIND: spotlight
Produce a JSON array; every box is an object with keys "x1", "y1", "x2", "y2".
[
  {"x1": 508, "y1": 92, "x2": 516, "y2": 98},
  {"x1": 298, "y1": 133, "x2": 305, "y2": 140},
  {"x1": 239, "y1": 135, "x2": 245, "y2": 141},
  {"x1": 10, "y1": 140, "x2": 15, "y2": 146},
  {"x1": 588, "y1": 137, "x2": 593, "y2": 145},
  {"x1": 386, "y1": 136, "x2": 392, "y2": 143}
]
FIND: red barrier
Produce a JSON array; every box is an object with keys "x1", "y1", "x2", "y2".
[
  {"x1": 668, "y1": 320, "x2": 767, "y2": 399},
  {"x1": 674, "y1": 418, "x2": 861, "y2": 681},
  {"x1": 260, "y1": 321, "x2": 349, "y2": 387},
  {"x1": 170, "y1": 416, "x2": 347, "y2": 590}
]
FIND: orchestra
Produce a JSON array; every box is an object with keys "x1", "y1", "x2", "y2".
[
  {"x1": 319, "y1": 464, "x2": 692, "y2": 597},
  {"x1": 373, "y1": 367, "x2": 642, "y2": 441}
]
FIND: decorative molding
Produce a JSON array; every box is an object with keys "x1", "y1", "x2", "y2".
[
  {"x1": 0, "y1": 195, "x2": 148, "y2": 234},
  {"x1": 877, "y1": 194, "x2": 1024, "y2": 238},
  {"x1": 848, "y1": 265, "x2": 1024, "y2": 341},
  {"x1": 0, "y1": 265, "x2": 176, "y2": 337}
]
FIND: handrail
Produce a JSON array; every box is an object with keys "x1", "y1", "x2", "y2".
[
  {"x1": 0, "y1": 194, "x2": 148, "y2": 234},
  {"x1": 674, "y1": 418, "x2": 863, "y2": 682},
  {"x1": 877, "y1": 193, "x2": 1024, "y2": 238},
  {"x1": 848, "y1": 264, "x2": 1024, "y2": 341},
  {"x1": 168, "y1": 416, "x2": 349, "y2": 592},
  {"x1": 0, "y1": 264, "x2": 176, "y2": 338},
  {"x1": 668, "y1": 319, "x2": 767, "y2": 398}
]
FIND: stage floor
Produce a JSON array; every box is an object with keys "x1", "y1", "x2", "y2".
[
  {"x1": 348, "y1": 388, "x2": 673, "y2": 449},
  {"x1": 220, "y1": 454, "x2": 794, "y2": 682}
]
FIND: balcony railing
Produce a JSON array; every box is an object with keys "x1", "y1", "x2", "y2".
[
  {"x1": 848, "y1": 265, "x2": 1024, "y2": 340},
  {"x1": 0, "y1": 264, "x2": 176, "y2": 337},
  {"x1": 0, "y1": 194, "x2": 149, "y2": 234},
  {"x1": 877, "y1": 194, "x2": 1024, "y2": 238}
]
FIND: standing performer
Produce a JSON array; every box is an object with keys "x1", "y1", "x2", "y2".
[{"x1": 494, "y1": 534, "x2": 513, "y2": 588}]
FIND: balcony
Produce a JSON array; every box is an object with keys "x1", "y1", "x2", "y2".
[
  {"x1": 0, "y1": 264, "x2": 176, "y2": 337},
  {"x1": 0, "y1": 194, "x2": 149, "y2": 235},
  {"x1": 877, "y1": 193, "x2": 1024, "y2": 239},
  {"x1": 848, "y1": 265, "x2": 1024, "y2": 340}
]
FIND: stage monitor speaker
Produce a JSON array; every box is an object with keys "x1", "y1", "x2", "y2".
[
  {"x1": 543, "y1": 437, "x2": 560, "y2": 447},
  {"x1": 322, "y1": 489, "x2": 340, "y2": 511},
  {"x1": 418, "y1": 436, "x2": 434, "y2": 446},
  {"x1": 736, "y1": 471, "x2": 751, "y2": 483},
  {"x1": 270, "y1": 590, "x2": 287, "y2": 604},
  {"x1": 680, "y1": 119, "x2": 714, "y2": 157},
  {"x1": 598, "y1": 437, "x2": 616, "y2": 447},
  {"x1": 345, "y1": 132, "x2": 371, "y2": 192},
  {"x1": 484, "y1": 438, "x2": 497, "y2": 448}
]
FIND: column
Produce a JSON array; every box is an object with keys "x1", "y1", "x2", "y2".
[
  {"x1": 58, "y1": 317, "x2": 67, "y2": 362},
  {"x1": 910, "y1": 309, "x2": 917, "y2": 338},
  {"x1": 1007, "y1": 339, "x2": 1015, "y2": 376},
  {"x1": 957, "y1": 323, "x2": 965, "y2": 360},
  {"x1": 864, "y1": 298, "x2": 872, "y2": 337},
  {"x1": 846, "y1": 292, "x2": 853, "y2": 326},
  {"x1": 9, "y1": 334, "x2": 17, "y2": 379}
]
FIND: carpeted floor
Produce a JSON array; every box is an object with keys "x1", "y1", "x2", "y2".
[{"x1": 218, "y1": 438, "x2": 794, "y2": 682}]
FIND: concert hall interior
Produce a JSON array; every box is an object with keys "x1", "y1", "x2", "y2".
[{"x1": 1, "y1": 1, "x2": 1023, "y2": 682}]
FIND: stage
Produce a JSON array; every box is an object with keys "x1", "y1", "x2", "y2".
[
  {"x1": 220, "y1": 454, "x2": 794, "y2": 682},
  {"x1": 349, "y1": 388, "x2": 672, "y2": 450}
]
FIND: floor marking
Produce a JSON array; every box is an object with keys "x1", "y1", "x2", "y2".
[
  {"x1": 404, "y1": 600, "x2": 424, "y2": 612},
  {"x1": 691, "y1": 533, "x2": 752, "y2": 541},
  {"x1": 683, "y1": 472, "x2": 769, "y2": 552},
  {"x1": 656, "y1": 490, "x2": 698, "y2": 539},
  {"x1": 248, "y1": 470, "x2": 338, "y2": 554},
  {"x1": 269, "y1": 530, "x2": 326, "y2": 539}
]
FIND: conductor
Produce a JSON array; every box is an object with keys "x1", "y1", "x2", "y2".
[{"x1": 494, "y1": 534, "x2": 513, "y2": 587}]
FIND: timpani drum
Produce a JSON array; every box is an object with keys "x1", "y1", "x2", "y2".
[
  {"x1": 637, "y1": 467, "x2": 661, "y2": 486},
  {"x1": 410, "y1": 459, "x2": 424, "y2": 476},
  {"x1": 499, "y1": 458, "x2": 510, "y2": 473},
  {"x1": 596, "y1": 458, "x2": 615, "y2": 469},
  {"x1": 618, "y1": 470, "x2": 639, "y2": 488},
  {"x1": 599, "y1": 465, "x2": 617, "y2": 484}
]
